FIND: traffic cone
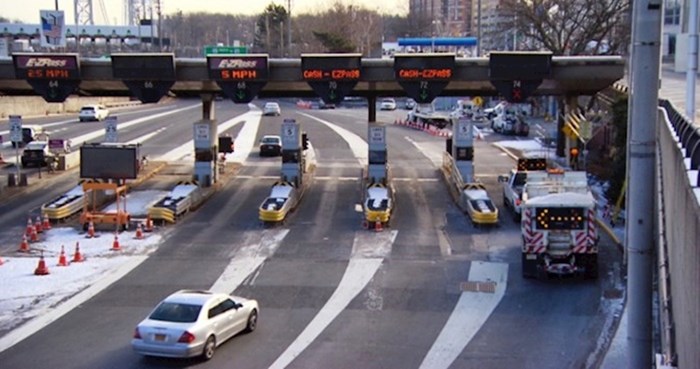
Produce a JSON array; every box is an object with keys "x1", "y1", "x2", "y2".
[
  {"x1": 0, "y1": 255, "x2": 4, "y2": 266},
  {"x1": 144, "y1": 215, "x2": 154, "y2": 232},
  {"x1": 57, "y1": 245, "x2": 68, "y2": 266},
  {"x1": 25, "y1": 218, "x2": 34, "y2": 238},
  {"x1": 34, "y1": 216, "x2": 43, "y2": 233},
  {"x1": 18, "y1": 234, "x2": 30, "y2": 252},
  {"x1": 86, "y1": 221, "x2": 95, "y2": 239},
  {"x1": 72, "y1": 242, "x2": 85, "y2": 262},
  {"x1": 29, "y1": 227, "x2": 39, "y2": 243},
  {"x1": 34, "y1": 252, "x2": 50, "y2": 275},
  {"x1": 134, "y1": 223, "x2": 144, "y2": 240},
  {"x1": 42, "y1": 214, "x2": 52, "y2": 230},
  {"x1": 111, "y1": 234, "x2": 121, "y2": 251},
  {"x1": 374, "y1": 218, "x2": 383, "y2": 232}
]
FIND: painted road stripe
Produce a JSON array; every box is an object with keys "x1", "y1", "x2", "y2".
[
  {"x1": 209, "y1": 229, "x2": 289, "y2": 294},
  {"x1": 298, "y1": 112, "x2": 368, "y2": 166},
  {"x1": 269, "y1": 230, "x2": 397, "y2": 369},
  {"x1": 419, "y1": 261, "x2": 508, "y2": 369}
]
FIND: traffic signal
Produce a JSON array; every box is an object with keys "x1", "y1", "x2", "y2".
[{"x1": 302, "y1": 132, "x2": 309, "y2": 150}]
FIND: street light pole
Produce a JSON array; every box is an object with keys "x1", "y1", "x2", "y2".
[{"x1": 476, "y1": 0, "x2": 482, "y2": 56}]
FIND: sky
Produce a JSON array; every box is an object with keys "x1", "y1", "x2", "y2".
[{"x1": 3, "y1": 0, "x2": 409, "y2": 25}]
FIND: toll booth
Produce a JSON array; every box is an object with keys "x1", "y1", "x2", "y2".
[
  {"x1": 281, "y1": 119, "x2": 303, "y2": 186},
  {"x1": 453, "y1": 117, "x2": 474, "y2": 183},
  {"x1": 367, "y1": 124, "x2": 388, "y2": 183},
  {"x1": 193, "y1": 120, "x2": 218, "y2": 187}
]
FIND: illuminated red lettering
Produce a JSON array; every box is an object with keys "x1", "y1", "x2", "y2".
[
  {"x1": 45, "y1": 69, "x2": 70, "y2": 78},
  {"x1": 27, "y1": 69, "x2": 44, "y2": 78},
  {"x1": 303, "y1": 69, "x2": 323, "y2": 79}
]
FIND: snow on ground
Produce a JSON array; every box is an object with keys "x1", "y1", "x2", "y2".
[
  {"x1": 0, "y1": 226, "x2": 163, "y2": 336},
  {"x1": 102, "y1": 190, "x2": 170, "y2": 217}
]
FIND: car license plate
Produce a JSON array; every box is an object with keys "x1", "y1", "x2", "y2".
[{"x1": 154, "y1": 333, "x2": 166, "y2": 342}]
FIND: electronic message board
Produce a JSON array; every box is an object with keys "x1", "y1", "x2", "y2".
[
  {"x1": 301, "y1": 54, "x2": 361, "y2": 104},
  {"x1": 489, "y1": 52, "x2": 552, "y2": 103},
  {"x1": 535, "y1": 207, "x2": 586, "y2": 230},
  {"x1": 80, "y1": 143, "x2": 140, "y2": 180},
  {"x1": 207, "y1": 54, "x2": 268, "y2": 103},
  {"x1": 111, "y1": 53, "x2": 176, "y2": 104},
  {"x1": 13, "y1": 53, "x2": 81, "y2": 103},
  {"x1": 394, "y1": 54, "x2": 454, "y2": 104}
]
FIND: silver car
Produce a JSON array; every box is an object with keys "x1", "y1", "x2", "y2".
[
  {"x1": 263, "y1": 102, "x2": 281, "y2": 116},
  {"x1": 131, "y1": 289, "x2": 259, "y2": 360}
]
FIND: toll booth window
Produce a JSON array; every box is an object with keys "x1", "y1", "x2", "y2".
[
  {"x1": 282, "y1": 150, "x2": 300, "y2": 163},
  {"x1": 456, "y1": 147, "x2": 474, "y2": 161},
  {"x1": 195, "y1": 150, "x2": 214, "y2": 162},
  {"x1": 535, "y1": 207, "x2": 585, "y2": 230},
  {"x1": 369, "y1": 151, "x2": 387, "y2": 165}
]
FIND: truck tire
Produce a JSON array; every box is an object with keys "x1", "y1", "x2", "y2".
[{"x1": 522, "y1": 253, "x2": 538, "y2": 279}]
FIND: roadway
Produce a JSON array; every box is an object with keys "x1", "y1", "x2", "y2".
[{"x1": 0, "y1": 101, "x2": 623, "y2": 369}]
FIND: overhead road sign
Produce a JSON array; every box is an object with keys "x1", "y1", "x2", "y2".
[
  {"x1": 301, "y1": 53, "x2": 361, "y2": 104},
  {"x1": 111, "y1": 53, "x2": 176, "y2": 104},
  {"x1": 208, "y1": 54, "x2": 269, "y2": 104},
  {"x1": 204, "y1": 45, "x2": 248, "y2": 56},
  {"x1": 12, "y1": 53, "x2": 80, "y2": 103},
  {"x1": 489, "y1": 52, "x2": 552, "y2": 103},
  {"x1": 394, "y1": 53, "x2": 454, "y2": 104}
]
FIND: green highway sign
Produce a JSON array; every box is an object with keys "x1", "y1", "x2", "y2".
[{"x1": 204, "y1": 45, "x2": 248, "y2": 56}]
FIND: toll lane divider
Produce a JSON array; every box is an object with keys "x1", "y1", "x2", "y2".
[{"x1": 147, "y1": 182, "x2": 198, "y2": 224}]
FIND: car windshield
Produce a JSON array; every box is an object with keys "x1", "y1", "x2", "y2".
[
  {"x1": 265, "y1": 103, "x2": 279, "y2": 108},
  {"x1": 261, "y1": 137, "x2": 280, "y2": 144},
  {"x1": 382, "y1": 99, "x2": 394, "y2": 103},
  {"x1": 81, "y1": 107, "x2": 95, "y2": 112},
  {"x1": 149, "y1": 302, "x2": 201, "y2": 323}
]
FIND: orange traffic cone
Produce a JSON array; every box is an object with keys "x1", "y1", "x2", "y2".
[
  {"x1": 111, "y1": 234, "x2": 121, "y2": 251},
  {"x1": 34, "y1": 252, "x2": 50, "y2": 275},
  {"x1": 25, "y1": 218, "x2": 34, "y2": 237},
  {"x1": 57, "y1": 245, "x2": 68, "y2": 266},
  {"x1": 0, "y1": 254, "x2": 4, "y2": 266},
  {"x1": 134, "y1": 223, "x2": 144, "y2": 240},
  {"x1": 374, "y1": 218, "x2": 383, "y2": 232},
  {"x1": 72, "y1": 242, "x2": 85, "y2": 262},
  {"x1": 34, "y1": 216, "x2": 43, "y2": 233},
  {"x1": 29, "y1": 227, "x2": 39, "y2": 243},
  {"x1": 86, "y1": 221, "x2": 95, "y2": 239},
  {"x1": 144, "y1": 215, "x2": 154, "y2": 232},
  {"x1": 42, "y1": 214, "x2": 52, "y2": 230},
  {"x1": 18, "y1": 234, "x2": 30, "y2": 252}
]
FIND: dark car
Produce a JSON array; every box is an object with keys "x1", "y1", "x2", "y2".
[
  {"x1": 21, "y1": 141, "x2": 53, "y2": 167},
  {"x1": 259, "y1": 135, "x2": 282, "y2": 157}
]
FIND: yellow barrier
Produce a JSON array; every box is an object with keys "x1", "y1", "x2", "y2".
[
  {"x1": 148, "y1": 207, "x2": 175, "y2": 223},
  {"x1": 41, "y1": 197, "x2": 83, "y2": 221},
  {"x1": 365, "y1": 209, "x2": 390, "y2": 223},
  {"x1": 259, "y1": 209, "x2": 286, "y2": 222},
  {"x1": 470, "y1": 209, "x2": 499, "y2": 224}
]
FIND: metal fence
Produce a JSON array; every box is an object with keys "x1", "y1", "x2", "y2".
[{"x1": 656, "y1": 99, "x2": 700, "y2": 368}]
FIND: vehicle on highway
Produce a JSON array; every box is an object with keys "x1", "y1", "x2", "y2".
[
  {"x1": 318, "y1": 99, "x2": 336, "y2": 109},
  {"x1": 404, "y1": 98, "x2": 416, "y2": 110},
  {"x1": 131, "y1": 289, "x2": 259, "y2": 360},
  {"x1": 11, "y1": 125, "x2": 45, "y2": 148},
  {"x1": 380, "y1": 98, "x2": 397, "y2": 110},
  {"x1": 79, "y1": 104, "x2": 110, "y2": 122},
  {"x1": 20, "y1": 140, "x2": 54, "y2": 167},
  {"x1": 259, "y1": 135, "x2": 282, "y2": 157},
  {"x1": 262, "y1": 102, "x2": 281, "y2": 116}
]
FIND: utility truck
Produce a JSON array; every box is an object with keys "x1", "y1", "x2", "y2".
[
  {"x1": 407, "y1": 103, "x2": 453, "y2": 129},
  {"x1": 519, "y1": 170, "x2": 599, "y2": 279}
]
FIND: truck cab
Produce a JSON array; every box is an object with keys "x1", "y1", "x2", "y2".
[{"x1": 498, "y1": 158, "x2": 548, "y2": 221}]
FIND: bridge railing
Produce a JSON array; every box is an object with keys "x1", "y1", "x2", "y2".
[{"x1": 656, "y1": 98, "x2": 700, "y2": 368}]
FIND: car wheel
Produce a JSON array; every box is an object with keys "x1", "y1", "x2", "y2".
[
  {"x1": 202, "y1": 335, "x2": 216, "y2": 360},
  {"x1": 245, "y1": 309, "x2": 258, "y2": 333}
]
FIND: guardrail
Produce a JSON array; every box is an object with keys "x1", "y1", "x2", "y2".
[{"x1": 147, "y1": 182, "x2": 197, "y2": 224}]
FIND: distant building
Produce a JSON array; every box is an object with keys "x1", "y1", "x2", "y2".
[{"x1": 409, "y1": 0, "x2": 473, "y2": 38}]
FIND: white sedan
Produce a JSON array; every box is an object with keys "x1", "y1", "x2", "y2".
[
  {"x1": 132, "y1": 289, "x2": 259, "y2": 360},
  {"x1": 79, "y1": 104, "x2": 110, "y2": 121},
  {"x1": 380, "y1": 98, "x2": 397, "y2": 110}
]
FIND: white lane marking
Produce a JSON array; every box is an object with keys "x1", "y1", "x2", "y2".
[
  {"x1": 405, "y1": 135, "x2": 443, "y2": 167},
  {"x1": 297, "y1": 112, "x2": 367, "y2": 166},
  {"x1": 269, "y1": 230, "x2": 397, "y2": 369},
  {"x1": 208, "y1": 229, "x2": 289, "y2": 294},
  {"x1": 125, "y1": 127, "x2": 167, "y2": 145},
  {"x1": 0, "y1": 255, "x2": 150, "y2": 353},
  {"x1": 419, "y1": 261, "x2": 508, "y2": 369},
  {"x1": 157, "y1": 106, "x2": 261, "y2": 162}
]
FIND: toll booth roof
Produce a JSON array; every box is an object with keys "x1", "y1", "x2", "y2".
[
  {"x1": 463, "y1": 188, "x2": 490, "y2": 200},
  {"x1": 271, "y1": 184, "x2": 294, "y2": 199}
]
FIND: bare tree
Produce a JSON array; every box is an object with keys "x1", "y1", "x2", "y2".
[{"x1": 499, "y1": 0, "x2": 631, "y2": 55}]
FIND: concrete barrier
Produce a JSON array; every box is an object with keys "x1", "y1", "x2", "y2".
[{"x1": 0, "y1": 96, "x2": 138, "y2": 119}]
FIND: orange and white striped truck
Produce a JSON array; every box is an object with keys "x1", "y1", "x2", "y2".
[{"x1": 519, "y1": 170, "x2": 599, "y2": 279}]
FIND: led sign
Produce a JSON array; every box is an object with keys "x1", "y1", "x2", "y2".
[
  {"x1": 207, "y1": 54, "x2": 269, "y2": 103},
  {"x1": 13, "y1": 53, "x2": 81, "y2": 103},
  {"x1": 535, "y1": 207, "x2": 586, "y2": 230},
  {"x1": 301, "y1": 54, "x2": 361, "y2": 104},
  {"x1": 489, "y1": 52, "x2": 552, "y2": 103},
  {"x1": 111, "y1": 53, "x2": 176, "y2": 104},
  {"x1": 394, "y1": 54, "x2": 454, "y2": 104}
]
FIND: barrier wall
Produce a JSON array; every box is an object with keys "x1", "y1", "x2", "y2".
[
  {"x1": 0, "y1": 96, "x2": 137, "y2": 119},
  {"x1": 657, "y1": 100, "x2": 700, "y2": 369}
]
